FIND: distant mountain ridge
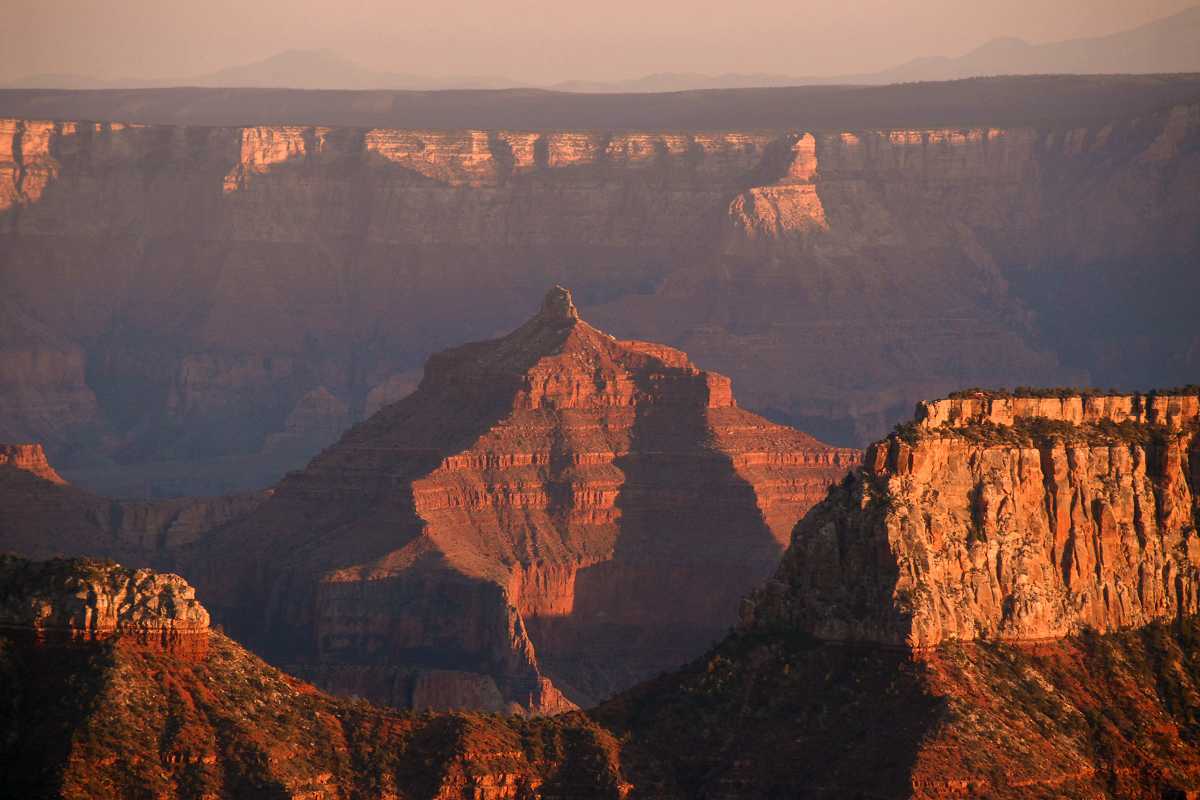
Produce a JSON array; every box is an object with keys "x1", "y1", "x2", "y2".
[
  {"x1": 7, "y1": 5, "x2": 1199, "y2": 92},
  {"x1": 853, "y1": 5, "x2": 1200, "y2": 85},
  {"x1": 558, "y1": 5, "x2": 1200, "y2": 92}
]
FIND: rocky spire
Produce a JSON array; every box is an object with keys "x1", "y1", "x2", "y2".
[{"x1": 539, "y1": 285, "x2": 579, "y2": 323}]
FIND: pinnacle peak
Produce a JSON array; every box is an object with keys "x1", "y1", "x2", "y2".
[{"x1": 540, "y1": 285, "x2": 579, "y2": 322}]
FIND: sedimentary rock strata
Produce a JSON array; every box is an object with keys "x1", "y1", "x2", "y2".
[
  {"x1": 0, "y1": 442, "x2": 64, "y2": 483},
  {"x1": 590, "y1": 389, "x2": 1200, "y2": 798},
  {"x1": 188, "y1": 287, "x2": 856, "y2": 712},
  {"x1": 0, "y1": 555, "x2": 208, "y2": 651},
  {"x1": 746, "y1": 390, "x2": 1200, "y2": 648},
  {"x1": 6, "y1": 387, "x2": 1200, "y2": 797},
  {"x1": 1, "y1": 89, "x2": 1196, "y2": 493}
]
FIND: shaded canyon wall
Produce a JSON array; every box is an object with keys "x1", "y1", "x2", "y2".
[{"x1": 1, "y1": 108, "x2": 1197, "y2": 493}]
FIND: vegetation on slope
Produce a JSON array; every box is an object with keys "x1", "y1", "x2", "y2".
[
  {"x1": 591, "y1": 621, "x2": 1200, "y2": 798},
  {"x1": 0, "y1": 630, "x2": 629, "y2": 799}
]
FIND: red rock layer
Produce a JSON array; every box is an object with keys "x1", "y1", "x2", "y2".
[
  {"x1": 593, "y1": 618, "x2": 1200, "y2": 799},
  {"x1": 746, "y1": 391, "x2": 1200, "y2": 648},
  {"x1": 591, "y1": 390, "x2": 1200, "y2": 798},
  {"x1": 190, "y1": 287, "x2": 856, "y2": 712},
  {"x1": 916, "y1": 392, "x2": 1200, "y2": 431},
  {"x1": 0, "y1": 442, "x2": 64, "y2": 483},
  {"x1": 0, "y1": 555, "x2": 209, "y2": 656}
]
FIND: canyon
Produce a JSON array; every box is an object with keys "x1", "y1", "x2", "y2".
[
  {"x1": 1, "y1": 78, "x2": 1197, "y2": 496},
  {"x1": 4, "y1": 387, "x2": 1200, "y2": 797},
  {"x1": 182, "y1": 287, "x2": 855, "y2": 713},
  {"x1": 0, "y1": 556, "x2": 632, "y2": 799},
  {"x1": 603, "y1": 388, "x2": 1200, "y2": 797}
]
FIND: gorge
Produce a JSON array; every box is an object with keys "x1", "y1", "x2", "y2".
[
  {"x1": 4, "y1": 387, "x2": 1200, "y2": 797},
  {"x1": 1, "y1": 77, "x2": 1197, "y2": 497}
]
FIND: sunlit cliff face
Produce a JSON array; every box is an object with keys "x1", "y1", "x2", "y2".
[{"x1": 747, "y1": 392, "x2": 1200, "y2": 649}]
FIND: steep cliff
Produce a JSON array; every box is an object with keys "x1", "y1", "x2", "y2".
[
  {"x1": 746, "y1": 390, "x2": 1200, "y2": 647},
  {"x1": 1, "y1": 84, "x2": 1196, "y2": 494},
  {"x1": 0, "y1": 556, "x2": 630, "y2": 800},
  {"x1": 0, "y1": 442, "x2": 65, "y2": 483},
  {"x1": 591, "y1": 389, "x2": 1200, "y2": 798},
  {"x1": 185, "y1": 287, "x2": 856, "y2": 712}
]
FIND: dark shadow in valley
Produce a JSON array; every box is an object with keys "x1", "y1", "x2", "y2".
[
  {"x1": 0, "y1": 635, "x2": 115, "y2": 798},
  {"x1": 590, "y1": 629, "x2": 946, "y2": 800},
  {"x1": 530, "y1": 364, "x2": 783, "y2": 706}
]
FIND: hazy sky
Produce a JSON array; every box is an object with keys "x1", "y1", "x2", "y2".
[{"x1": 4, "y1": 0, "x2": 1195, "y2": 83}]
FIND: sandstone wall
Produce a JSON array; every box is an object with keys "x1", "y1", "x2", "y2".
[
  {"x1": 0, "y1": 443, "x2": 64, "y2": 483},
  {"x1": 750, "y1": 393, "x2": 1200, "y2": 648},
  {"x1": 917, "y1": 392, "x2": 1200, "y2": 430}
]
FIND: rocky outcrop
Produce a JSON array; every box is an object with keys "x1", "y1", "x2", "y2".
[
  {"x1": 595, "y1": 608, "x2": 1200, "y2": 799},
  {"x1": 746, "y1": 390, "x2": 1200, "y2": 648},
  {"x1": 0, "y1": 555, "x2": 208, "y2": 652},
  {"x1": 7, "y1": 381, "x2": 1200, "y2": 797},
  {"x1": 0, "y1": 443, "x2": 64, "y2": 483},
  {"x1": 187, "y1": 287, "x2": 856, "y2": 712},
  {"x1": 585, "y1": 388, "x2": 1200, "y2": 799},
  {"x1": 915, "y1": 390, "x2": 1200, "y2": 430},
  {"x1": 1, "y1": 87, "x2": 1195, "y2": 494},
  {"x1": 0, "y1": 555, "x2": 631, "y2": 800}
]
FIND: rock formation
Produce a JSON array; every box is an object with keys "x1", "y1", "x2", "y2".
[
  {"x1": 186, "y1": 287, "x2": 856, "y2": 712},
  {"x1": 0, "y1": 442, "x2": 265, "y2": 560},
  {"x1": 0, "y1": 555, "x2": 208, "y2": 652},
  {"x1": 745, "y1": 389, "x2": 1200, "y2": 648},
  {"x1": 593, "y1": 388, "x2": 1200, "y2": 798},
  {"x1": 0, "y1": 442, "x2": 64, "y2": 483},
  {"x1": 1, "y1": 82, "x2": 1196, "y2": 494},
  {"x1": 6, "y1": 390, "x2": 1200, "y2": 797},
  {"x1": 0, "y1": 555, "x2": 631, "y2": 799}
]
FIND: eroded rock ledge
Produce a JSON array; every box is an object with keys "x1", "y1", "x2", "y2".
[
  {"x1": 0, "y1": 554, "x2": 634, "y2": 799},
  {"x1": 0, "y1": 443, "x2": 65, "y2": 484},
  {"x1": 0, "y1": 555, "x2": 209, "y2": 653},
  {"x1": 916, "y1": 390, "x2": 1200, "y2": 431},
  {"x1": 746, "y1": 390, "x2": 1200, "y2": 648}
]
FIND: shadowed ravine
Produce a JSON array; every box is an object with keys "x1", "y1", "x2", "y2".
[{"x1": 529, "y1": 367, "x2": 785, "y2": 705}]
